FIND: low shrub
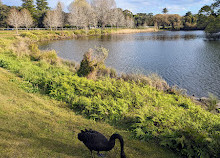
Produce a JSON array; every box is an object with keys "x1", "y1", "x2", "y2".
[
  {"x1": 208, "y1": 93, "x2": 219, "y2": 112},
  {"x1": 101, "y1": 29, "x2": 112, "y2": 34},
  {"x1": 29, "y1": 44, "x2": 41, "y2": 60},
  {"x1": 20, "y1": 32, "x2": 38, "y2": 41},
  {"x1": 10, "y1": 38, "x2": 30, "y2": 57},
  {"x1": 121, "y1": 73, "x2": 169, "y2": 91},
  {"x1": 40, "y1": 50, "x2": 59, "y2": 65},
  {"x1": 73, "y1": 30, "x2": 87, "y2": 36},
  {"x1": 77, "y1": 47, "x2": 109, "y2": 79},
  {"x1": 87, "y1": 29, "x2": 102, "y2": 36},
  {"x1": 94, "y1": 29, "x2": 102, "y2": 35}
]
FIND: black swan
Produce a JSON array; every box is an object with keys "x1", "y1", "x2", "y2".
[{"x1": 78, "y1": 129, "x2": 126, "y2": 158}]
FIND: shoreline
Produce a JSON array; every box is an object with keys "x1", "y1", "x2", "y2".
[
  {"x1": 35, "y1": 29, "x2": 219, "y2": 110},
  {"x1": 1, "y1": 28, "x2": 219, "y2": 111}
]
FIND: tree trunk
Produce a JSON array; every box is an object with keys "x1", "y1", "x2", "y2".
[{"x1": 16, "y1": 26, "x2": 18, "y2": 34}]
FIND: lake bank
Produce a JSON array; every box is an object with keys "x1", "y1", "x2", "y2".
[{"x1": 39, "y1": 31, "x2": 220, "y2": 98}]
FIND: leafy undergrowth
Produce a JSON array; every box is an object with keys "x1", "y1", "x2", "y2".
[
  {"x1": 0, "y1": 68, "x2": 178, "y2": 158},
  {"x1": 0, "y1": 51, "x2": 220, "y2": 157}
]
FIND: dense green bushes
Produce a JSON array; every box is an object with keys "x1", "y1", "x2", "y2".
[{"x1": 0, "y1": 51, "x2": 219, "y2": 157}]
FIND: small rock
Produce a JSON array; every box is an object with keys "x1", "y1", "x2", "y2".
[
  {"x1": 194, "y1": 97, "x2": 200, "y2": 101},
  {"x1": 200, "y1": 97, "x2": 210, "y2": 104},
  {"x1": 216, "y1": 102, "x2": 220, "y2": 109},
  {"x1": 200, "y1": 97, "x2": 209, "y2": 101}
]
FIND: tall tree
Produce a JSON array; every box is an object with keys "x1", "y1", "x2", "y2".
[
  {"x1": 198, "y1": 0, "x2": 220, "y2": 33},
  {"x1": 125, "y1": 16, "x2": 134, "y2": 28},
  {"x1": 22, "y1": 0, "x2": 36, "y2": 15},
  {"x1": 54, "y1": 1, "x2": 64, "y2": 29},
  {"x1": 68, "y1": 0, "x2": 96, "y2": 29},
  {"x1": 110, "y1": 8, "x2": 125, "y2": 28},
  {"x1": 43, "y1": 2, "x2": 64, "y2": 30},
  {"x1": 35, "y1": 0, "x2": 49, "y2": 28},
  {"x1": 123, "y1": 9, "x2": 133, "y2": 18},
  {"x1": 91, "y1": 0, "x2": 116, "y2": 28},
  {"x1": 162, "y1": 8, "x2": 168, "y2": 14},
  {"x1": 0, "y1": 3, "x2": 11, "y2": 27},
  {"x1": 7, "y1": 8, "x2": 23, "y2": 34},
  {"x1": 43, "y1": 10, "x2": 55, "y2": 30},
  {"x1": 21, "y1": 8, "x2": 33, "y2": 29},
  {"x1": 168, "y1": 14, "x2": 182, "y2": 30},
  {"x1": 134, "y1": 13, "x2": 154, "y2": 27},
  {"x1": 183, "y1": 11, "x2": 197, "y2": 30},
  {"x1": 153, "y1": 14, "x2": 170, "y2": 29},
  {"x1": 36, "y1": 0, "x2": 49, "y2": 11}
]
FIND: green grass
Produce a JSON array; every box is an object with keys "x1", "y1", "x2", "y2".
[{"x1": 0, "y1": 68, "x2": 178, "y2": 158}]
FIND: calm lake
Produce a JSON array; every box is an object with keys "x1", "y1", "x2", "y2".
[{"x1": 39, "y1": 31, "x2": 220, "y2": 98}]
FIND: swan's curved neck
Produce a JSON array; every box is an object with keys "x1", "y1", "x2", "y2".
[{"x1": 109, "y1": 134, "x2": 126, "y2": 158}]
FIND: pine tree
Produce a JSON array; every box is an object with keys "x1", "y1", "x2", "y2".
[
  {"x1": 22, "y1": 0, "x2": 36, "y2": 14},
  {"x1": 0, "y1": 3, "x2": 11, "y2": 27},
  {"x1": 162, "y1": 8, "x2": 168, "y2": 14},
  {"x1": 36, "y1": 0, "x2": 49, "y2": 11}
]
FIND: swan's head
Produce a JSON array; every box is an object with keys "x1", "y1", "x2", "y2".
[{"x1": 78, "y1": 130, "x2": 84, "y2": 141}]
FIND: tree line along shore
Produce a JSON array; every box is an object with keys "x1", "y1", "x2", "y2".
[{"x1": 0, "y1": 0, "x2": 219, "y2": 35}]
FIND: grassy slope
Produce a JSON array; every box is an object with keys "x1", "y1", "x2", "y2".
[{"x1": 0, "y1": 68, "x2": 178, "y2": 158}]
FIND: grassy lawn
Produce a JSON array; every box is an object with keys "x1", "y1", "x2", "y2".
[{"x1": 0, "y1": 68, "x2": 178, "y2": 158}]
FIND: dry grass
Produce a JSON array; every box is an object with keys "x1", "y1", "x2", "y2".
[
  {"x1": 112, "y1": 28, "x2": 158, "y2": 34},
  {"x1": 121, "y1": 73, "x2": 169, "y2": 91},
  {"x1": 0, "y1": 68, "x2": 178, "y2": 158}
]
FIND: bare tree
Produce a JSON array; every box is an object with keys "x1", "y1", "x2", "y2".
[
  {"x1": 91, "y1": 0, "x2": 116, "y2": 28},
  {"x1": 54, "y1": 1, "x2": 64, "y2": 29},
  {"x1": 110, "y1": 8, "x2": 126, "y2": 28},
  {"x1": 43, "y1": 10, "x2": 55, "y2": 30},
  {"x1": 68, "y1": 0, "x2": 96, "y2": 29},
  {"x1": 21, "y1": 8, "x2": 33, "y2": 29},
  {"x1": 43, "y1": 2, "x2": 64, "y2": 30},
  {"x1": 125, "y1": 16, "x2": 134, "y2": 28},
  {"x1": 7, "y1": 8, "x2": 23, "y2": 34}
]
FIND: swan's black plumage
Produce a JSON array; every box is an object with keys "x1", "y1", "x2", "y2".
[{"x1": 78, "y1": 129, "x2": 126, "y2": 158}]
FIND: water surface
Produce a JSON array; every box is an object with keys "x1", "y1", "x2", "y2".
[{"x1": 39, "y1": 31, "x2": 220, "y2": 97}]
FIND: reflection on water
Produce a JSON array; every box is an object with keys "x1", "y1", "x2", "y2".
[{"x1": 39, "y1": 31, "x2": 220, "y2": 97}]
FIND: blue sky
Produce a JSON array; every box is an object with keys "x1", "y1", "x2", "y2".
[{"x1": 2, "y1": 0, "x2": 213, "y2": 15}]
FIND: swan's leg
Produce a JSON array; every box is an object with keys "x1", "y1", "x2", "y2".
[
  {"x1": 97, "y1": 151, "x2": 106, "y2": 157},
  {"x1": 90, "y1": 150, "x2": 94, "y2": 158}
]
